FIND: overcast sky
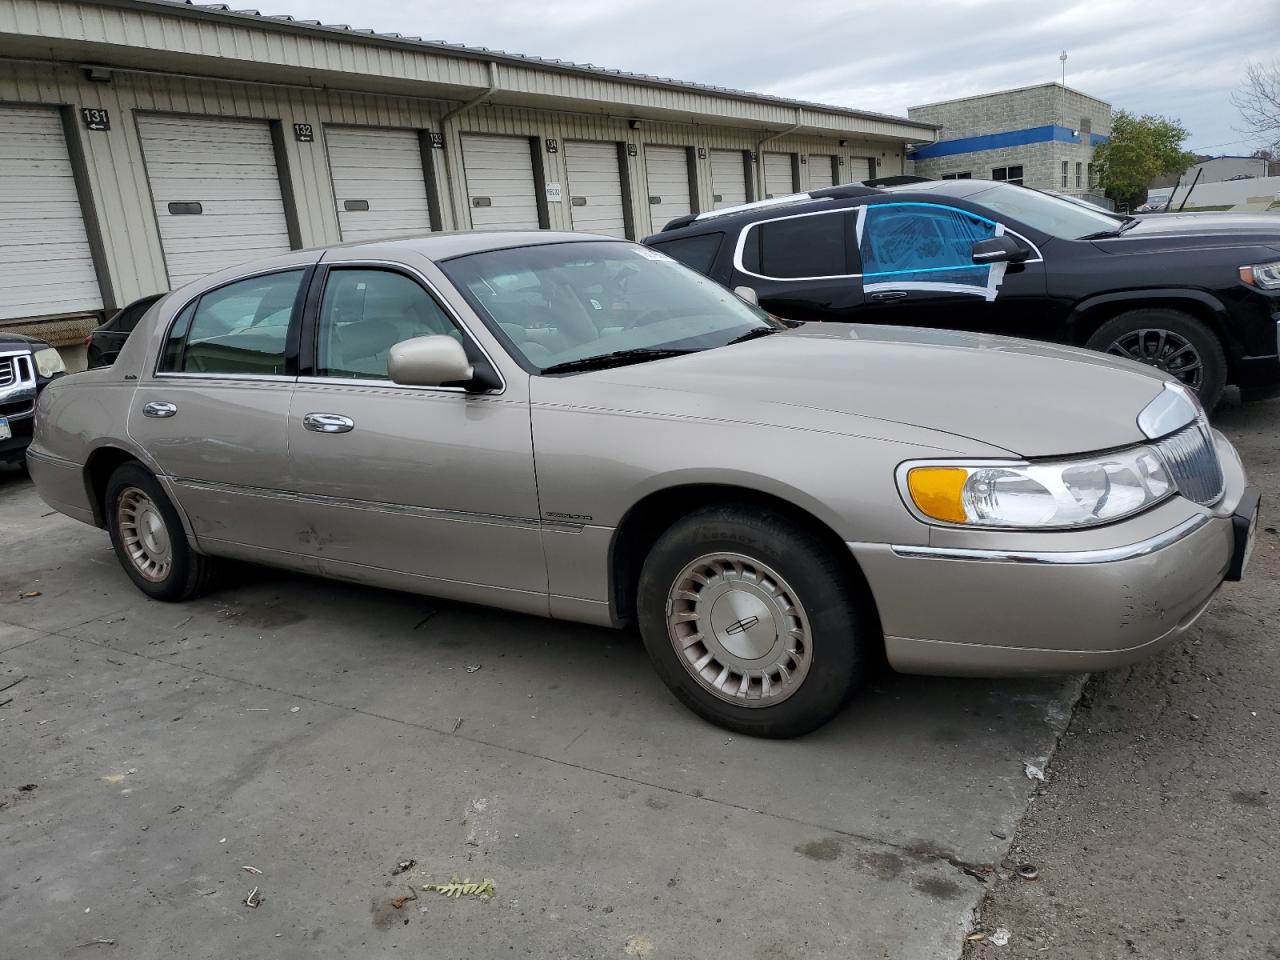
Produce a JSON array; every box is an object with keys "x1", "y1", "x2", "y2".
[{"x1": 266, "y1": 0, "x2": 1277, "y2": 152}]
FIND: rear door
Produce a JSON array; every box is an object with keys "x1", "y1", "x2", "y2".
[
  {"x1": 731, "y1": 209, "x2": 862, "y2": 322},
  {"x1": 709, "y1": 149, "x2": 749, "y2": 209},
  {"x1": 0, "y1": 105, "x2": 103, "y2": 322},
  {"x1": 137, "y1": 115, "x2": 293, "y2": 288},
  {"x1": 460, "y1": 134, "x2": 543, "y2": 230},
  {"x1": 564, "y1": 141, "x2": 627, "y2": 237},
  {"x1": 325, "y1": 125, "x2": 435, "y2": 242},
  {"x1": 128, "y1": 266, "x2": 310, "y2": 551},
  {"x1": 644, "y1": 145, "x2": 693, "y2": 229}
]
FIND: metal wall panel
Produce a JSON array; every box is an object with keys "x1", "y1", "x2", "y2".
[
  {"x1": 709, "y1": 149, "x2": 748, "y2": 209},
  {"x1": 0, "y1": 105, "x2": 102, "y2": 321},
  {"x1": 563, "y1": 140, "x2": 626, "y2": 238},
  {"x1": 644, "y1": 144, "x2": 692, "y2": 230},
  {"x1": 459, "y1": 133, "x2": 540, "y2": 230},
  {"x1": 325, "y1": 125, "x2": 433, "y2": 242},
  {"x1": 763, "y1": 152, "x2": 795, "y2": 198},
  {"x1": 137, "y1": 114, "x2": 293, "y2": 287}
]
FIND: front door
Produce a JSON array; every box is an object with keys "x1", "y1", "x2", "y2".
[
  {"x1": 128, "y1": 268, "x2": 307, "y2": 552},
  {"x1": 287, "y1": 264, "x2": 546, "y2": 605},
  {"x1": 853, "y1": 202, "x2": 1046, "y2": 335}
]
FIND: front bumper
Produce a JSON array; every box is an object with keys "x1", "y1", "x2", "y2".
[
  {"x1": 0, "y1": 411, "x2": 34, "y2": 464},
  {"x1": 852, "y1": 431, "x2": 1254, "y2": 676}
]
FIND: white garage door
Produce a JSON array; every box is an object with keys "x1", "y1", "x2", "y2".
[
  {"x1": 564, "y1": 141, "x2": 626, "y2": 237},
  {"x1": 0, "y1": 106, "x2": 102, "y2": 321},
  {"x1": 709, "y1": 149, "x2": 748, "y2": 209},
  {"x1": 844, "y1": 157, "x2": 873, "y2": 183},
  {"x1": 460, "y1": 134, "x2": 541, "y2": 230},
  {"x1": 138, "y1": 115, "x2": 292, "y2": 288},
  {"x1": 645, "y1": 145, "x2": 692, "y2": 230},
  {"x1": 763, "y1": 152, "x2": 795, "y2": 198},
  {"x1": 326, "y1": 126, "x2": 433, "y2": 243},
  {"x1": 808, "y1": 155, "x2": 836, "y2": 189}
]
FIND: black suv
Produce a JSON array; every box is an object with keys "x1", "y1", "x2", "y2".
[
  {"x1": 644, "y1": 178, "x2": 1280, "y2": 409},
  {"x1": 1, "y1": 331, "x2": 65, "y2": 467}
]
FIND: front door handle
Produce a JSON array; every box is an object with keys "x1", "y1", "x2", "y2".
[
  {"x1": 142, "y1": 401, "x2": 177, "y2": 418},
  {"x1": 870, "y1": 290, "x2": 909, "y2": 302},
  {"x1": 303, "y1": 413, "x2": 355, "y2": 434}
]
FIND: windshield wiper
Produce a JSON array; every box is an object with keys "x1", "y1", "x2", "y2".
[
  {"x1": 724, "y1": 326, "x2": 781, "y2": 345},
  {"x1": 540, "y1": 347, "x2": 696, "y2": 375},
  {"x1": 1077, "y1": 216, "x2": 1139, "y2": 240}
]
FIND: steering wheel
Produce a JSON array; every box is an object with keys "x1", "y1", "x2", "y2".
[{"x1": 633, "y1": 308, "x2": 670, "y2": 327}]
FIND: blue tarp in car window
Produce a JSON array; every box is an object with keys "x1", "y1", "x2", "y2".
[{"x1": 859, "y1": 203, "x2": 996, "y2": 288}]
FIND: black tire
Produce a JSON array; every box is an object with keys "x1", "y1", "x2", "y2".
[
  {"x1": 636, "y1": 504, "x2": 872, "y2": 738},
  {"x1": 104, "y1": 461, "x2": 219, "y2": 602},
  {"x1": 1084, "y1": 308, "x2": 1227, "y2": 410}
]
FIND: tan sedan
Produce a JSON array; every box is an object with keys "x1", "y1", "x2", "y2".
[{"x1": 27, "y1": 233, "x2": 1259, "y2": 736}]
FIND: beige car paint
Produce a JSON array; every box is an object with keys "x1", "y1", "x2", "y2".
[{"x1": 25, "y1": 233, "x2": 1251, "y2": 675}]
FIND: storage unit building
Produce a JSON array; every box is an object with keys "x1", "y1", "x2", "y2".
[
  {"x1": 563, "y1": 141, "x2": 628, "y2": 238},
  {"x1": 325, "y1": 125, "x2": 436, "y2": 243},
  {"x1": 0, "y1": 105, "x2": 102, "y2": 322},
  {"x1": 807, "y1": 154, "x2": 837, "y2": 189},
  {"x1": 844, "y1": 156, "x2": 874, "y2": 183},
  {"x1": 0, "y1": 0, "x2": 936, "y2": 363}
]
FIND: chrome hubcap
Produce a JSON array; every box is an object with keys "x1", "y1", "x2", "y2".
[
  {"x1": 117, "y1": 487, "x2": 172, "y2": 582},
  {"x1": 1105, "y1": 328, "x2": 1203, "y2": 392},
  {"x1": 666, "y1": 553, "x2": 811, "y2": 708}
]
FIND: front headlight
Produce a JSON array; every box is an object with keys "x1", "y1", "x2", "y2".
[
  {"x1": 900, "y1": 446, "x2": 1175, "y2": 529},
  {"x1": 1239, "y1": 260, "x2": 1280, "y2": 289},
  {"x1": 33, "y1": 347, "x2": 66, "y2": 378}
]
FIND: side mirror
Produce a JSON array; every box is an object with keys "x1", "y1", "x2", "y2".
[
  {"x1": 972, "y1": 235, "x2": 1030, "y2": 265},
  {"x1": 732, "y1": 285, "x2": 759, "y2": 305},
  {"x1": 388, "y1": 335, "x2": 474, "y2": 387}
]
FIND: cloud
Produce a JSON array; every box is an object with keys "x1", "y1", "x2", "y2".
[{"x1": 265, "y1": 0, "x2": 1277, "y2": 152}]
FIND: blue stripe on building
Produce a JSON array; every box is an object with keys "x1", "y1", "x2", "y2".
[{"x1": 909, "y1": 125, "x2": 1108, "y2": 160}]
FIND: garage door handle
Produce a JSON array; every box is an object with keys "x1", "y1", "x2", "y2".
[
  {"x1": 870, "y1": 291, "x2": 909, "y2": 302},
  {"x1": 142, "y1": 401, "x2": 177, "y2": 418},
  {"x1": 303, "y1": 413, "x2": 355, "y2": 434}
]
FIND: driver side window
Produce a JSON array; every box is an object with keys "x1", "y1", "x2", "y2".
[
  {"x1": 315, "y1": 269, "x2": 460, "y2": 380},
  {"x1": 859, "y1": 204, "x2": 998, "y2": 290}
]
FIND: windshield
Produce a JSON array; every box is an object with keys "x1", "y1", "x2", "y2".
[
  {"x1": 441, "y1": 241, "x2": 778, "y2": 373},
  {"x1": 966, "y1": 182, "x2": 1123, "y2": 239}
]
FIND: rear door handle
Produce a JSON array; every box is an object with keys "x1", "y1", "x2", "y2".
[
  {"x1": 142, "y1": 401, "x2": 177, "y2": 418},
  {"x1": 870, "y1": 291, "x2": 909, "y2": 302},
  {"x1": 303, "y1": 413, "x2": 355, "y2": 434}
]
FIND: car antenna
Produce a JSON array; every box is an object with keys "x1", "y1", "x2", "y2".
[{"x1": 1176, "y1": 167, "x2": 1203, "y2": 212}]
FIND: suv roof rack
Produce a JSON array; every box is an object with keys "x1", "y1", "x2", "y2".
[
  {"x1": 661, "y1": 214, "x2": 700, "y2": 232},
  {"x1": 862, "y1": 175, "x2": 932, "y2": 187},
  {"x1": 807, "y1": 184, "x2": 883, "y2": 200}
]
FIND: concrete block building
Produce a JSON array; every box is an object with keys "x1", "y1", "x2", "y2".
[
  {"x1": 0, "y1": 0, "x2": 938, "y2": 365},
  {"x1": 907, "y1": 83, "x2": 1110, "y2": 200}
]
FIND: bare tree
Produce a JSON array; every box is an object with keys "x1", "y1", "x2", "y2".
[{"x1": 1232, "y1": 60, "x2": 1280, "y2": 148}]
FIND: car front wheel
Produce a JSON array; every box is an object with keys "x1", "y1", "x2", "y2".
[
  {"x1": 105, "y1": 461, "x2": 219, "y2": 601},
  {"x1": 636, "y1": 504, "x2": 871, "y2": 738},
  {"x1": 1085, "y1": 308, "x2": 1227, "y2": 410}
]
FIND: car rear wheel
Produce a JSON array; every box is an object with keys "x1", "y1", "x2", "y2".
[
  {"x1": 636, "y1": 504, "x2": 871, "y2": 738},
  {"x1": 105, "y1": 462, "x2": 219, "y2": 601},
  {"x1": 1085, "y1": 308, "x2": 1227, "y2": 410}
]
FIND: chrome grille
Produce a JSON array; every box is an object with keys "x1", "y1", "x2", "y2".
[
  {"x1": 0, "y1": 357, "x2": 14, "y2": 388},
  {"x1": 1155, "y1": 419, "x2": 1224, "y2": 506}
]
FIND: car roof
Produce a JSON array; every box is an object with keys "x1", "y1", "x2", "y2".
[
  {"x1": 644, "y1": 178, "x2": 998, "y2": 241},
  {"x1": 324, "y1": 230, "x2": 625, "y2": 262}
]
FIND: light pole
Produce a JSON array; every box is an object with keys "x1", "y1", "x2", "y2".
[{"x1": 1059, "y1": 50, "x2": 1068, "y2": 126}]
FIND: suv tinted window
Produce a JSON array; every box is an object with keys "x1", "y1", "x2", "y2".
[
  {"x1": 649, "y1": 233, "x2": 722, "y2": 275},
  {"x1": 316, "y1": 269, "x2": 459, "y2": 379},
  {"x1": 742, "y1": 213, "x2": 847, "y2": 278},
  {"x1": 859, "y1": 204, "x2": 996, "y2": 288},
  {"x1": 160, "y1": 270, "x2": 302, "y2": 375}
]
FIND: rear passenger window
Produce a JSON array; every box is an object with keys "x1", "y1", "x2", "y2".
[
  {"x1": 742, "y1": 213, "x2": 847, "y2": 279},
  {"x1": 160, "y1": 270, "x2": 303, "y2": 375},
  {"x1": 648, "y1": 233, "x2": 723, "y2": 275}
]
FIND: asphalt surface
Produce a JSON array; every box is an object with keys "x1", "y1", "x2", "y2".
[
  {"x1": 0, "y1": 399, "x2": 1272, "y2": 959},
  {"x1": 965, "y1": 396, "x2": 1279, "y2": 960}
]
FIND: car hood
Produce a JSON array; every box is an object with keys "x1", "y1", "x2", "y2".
[
  {"x1": 549, "y1": 324, "x2": 1170, "y2": 457},
  {"x1": 1094, "y1": 212, "x2": 1280, "y2": 253},
  {"x1": 0, "y1": 332, "x2": 48, "y2": 349}
]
